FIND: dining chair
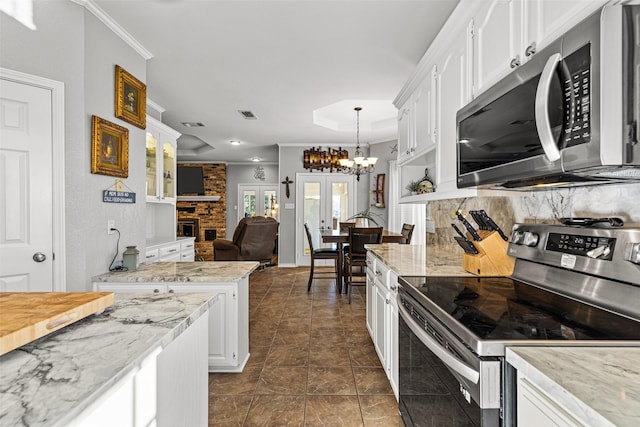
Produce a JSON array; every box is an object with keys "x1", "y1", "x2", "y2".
[
  {"x1": 344, "y1": 227, "x2": 383, "y2": 303},
  {"x1": 401, "y1": 223, "x2": 415, "y2": 244},
  {"x1": 304, "y1": 223, "x2": 340, "y2": 292},
  {"x1": 339, "y1": 222, "x2": 355, "y2": 232}
]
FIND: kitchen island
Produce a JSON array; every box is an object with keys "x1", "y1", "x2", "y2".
[
  {"x1": 0, "y1": 292, "x2": 217, "y2": 427},
  {"x1": 92, "y1": 261, "x2": 259, "y2": 372}
]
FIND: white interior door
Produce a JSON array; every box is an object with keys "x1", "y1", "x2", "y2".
[
  {"x1": 237, "y1": 184, "x2": 279, "y2": 222},
  {"x1": 0, "y1": 77, "x2": 54, "y2": 291},
  {"x1": 296, "y1": 173, "x2": 355, "y2": 266}
]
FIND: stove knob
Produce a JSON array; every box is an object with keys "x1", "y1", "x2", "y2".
[
  {"x1": 511, "y1": 231, "x2": 525, "y2": 245},
  {"x1": 523, "y1": 232, "x2": 539, "y2": 247},
  {"x1": 625, "y1": 243, "x2": 640, "y2": 265}
]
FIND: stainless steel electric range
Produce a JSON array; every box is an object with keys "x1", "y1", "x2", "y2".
[{"x1": 397, "y1": 222, "x2": 640, "y2": 427}]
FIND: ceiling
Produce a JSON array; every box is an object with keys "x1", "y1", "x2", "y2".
[{"x1": 94, "y1": 0, "x2": 459, "y2": 163}]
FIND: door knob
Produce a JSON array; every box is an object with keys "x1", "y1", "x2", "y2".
[{"x1": 33, "y1": 252, "x2": 47, "y2": 262}]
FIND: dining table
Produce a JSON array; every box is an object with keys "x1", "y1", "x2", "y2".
[{"x1": 320, "y1": 228, "x2": 405, "y2": 293}]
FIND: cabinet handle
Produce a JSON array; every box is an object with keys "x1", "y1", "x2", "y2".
[
  {"x1": 386, "y1": 298, "x2": 390, "y2": 304},
  {"x1": 410, "y1": 147, "x2": 415, "y2": 152},
  {"x1": 390, "y1": 285, "x2": 397, "y2": 291},
  {"x1": 375, "y1": 270, "x2": 382, "y2": 276},
  {"x1": 168, "y1": 289, "x2": 175, "y2": 293},
  {"x1": 510, "y1": 56, "x2": 521, "y2": 69},
  {"x1": 168, "y1": 249, "x2": 177, "y2": 253},
  {"x1": 146, "y1": 255, "x2": 155, "y2": 259},
  {"x1": 153, "y1": 288, "x2": 160, "y2": 293},
  {"x1": 525, "y1": 43, "x2": 536, "y2": 57},
  {"x1": 406, "y1": 149, "x2": 410, "y2": 154}
]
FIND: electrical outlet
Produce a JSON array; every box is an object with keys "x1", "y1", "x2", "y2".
[{"x1": 107, "y1": 220, "x2": 115, "y2": 234}]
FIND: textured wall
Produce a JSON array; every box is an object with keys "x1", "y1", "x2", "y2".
[{"x1": 176, "y1": 164, "x2": 227, "y2": 261}]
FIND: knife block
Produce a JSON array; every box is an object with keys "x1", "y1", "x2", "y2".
[{"x1": 463, "y1": 230, "x2": 515, "y2": 276}]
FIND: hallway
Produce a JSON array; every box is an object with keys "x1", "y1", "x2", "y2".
[{"x1": 208, "y1": 266, "x2": 402, "y2": 426}]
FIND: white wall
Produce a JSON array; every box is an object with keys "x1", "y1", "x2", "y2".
[
  {"x1": 1, "y1": 1, "x2": 148, "y2": 291},
  {"x1": 368, "y1": 139, "x2": 397, "y2": 229},
  {"x1": 225, "y1": 163, "x2": 279, "y2": 234}
]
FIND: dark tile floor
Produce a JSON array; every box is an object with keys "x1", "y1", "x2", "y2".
[{"x1": 208, "y1": 266, "x2": 402, "y2": 426}]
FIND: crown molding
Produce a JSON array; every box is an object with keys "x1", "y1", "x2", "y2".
[
  {"x1": 146, "y1": 98, "x2": 165, "y2": 113},
  {"x1": 71, "y1": 0, "x2": 153, "y2": 60}
]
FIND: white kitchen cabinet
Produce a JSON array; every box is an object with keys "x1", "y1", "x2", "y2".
[
  {"x1": 146, "y1": 116, "x2": 179, "y2": 204},
  {"x1": 435, "y1": 20, "x2": 473, "y2": 194},
  {"x1": 516, "y1": 374, "x2": 585, "y2": 427},
  {"x1": 94, "y1": 278, "x2": 249, "y2": 372},
  {"x1": 366, "y1": 252, "x2": 399, "y2": 400},
  {"x1": 71, "y1": 313, "x2": 209, "y2": 427},
  {"x1": 180, "y1": 239, "x2": 195, "y2": 261},
  {"x1": 472, "y1": 0, "x2": 607, "y2": 97},
  {"x1": 397, "y1": 67, "x2": 438, "y2": 166},
  {"x1": 145, "y1": 237, "x2": 195, "y2": 264}
]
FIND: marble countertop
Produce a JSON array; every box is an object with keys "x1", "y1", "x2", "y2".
[
  {"x1": 366, "y1": 244, "x2": 473, "y2": 277},
  {"x1": 507, "y1": 347, "x2": 640, "y2": 427},
  {"x1": 92, "y1": 260, "x2": 259, "y2": 283},
  {"x1": 0, "y1": 292, "x2": 218, "y2": 427}
]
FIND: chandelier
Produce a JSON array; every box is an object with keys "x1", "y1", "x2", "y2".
[{"x1": 339, "y1": 107, "x2": 377, "y2": 181}]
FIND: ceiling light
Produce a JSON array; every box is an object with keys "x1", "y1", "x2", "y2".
[
  {"x1": 339, "y1": 107, "x2": 377, "y2": 181},
  {"x1": 230, "y1": 140, "x2": 241, "y2": 146},
  {"x1": 251, "y1": 157, "x2": 261, "y2": 162},
  {"x1": 181, "y1": 122, "x2": 206, "y2": 128}
]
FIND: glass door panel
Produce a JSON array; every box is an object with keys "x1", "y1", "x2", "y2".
[
  {"x1": 303, "y1": 182, "x2": 321, "y2": 256},
  {"x1": 162, "y1": 141, "x2": 175, "y2": 199},
  {"x1": 242, "y1": 190, "x2": 257, "y2": 218},
  {"x1": 264, "y1": 190, "x2": 278, "y2": 219},
  {"x1": 146, "y1": 132, "x2": 157, "y2": 198},
  {"x1": 330, "y1": 181, "x2": 349, "y2": 231}
]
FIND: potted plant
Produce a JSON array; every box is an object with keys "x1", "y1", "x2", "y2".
[
  {"x1": 406, "y1": 180, "x2": 420, "y2": 195},
  {"x1": 347, "y1": 207, "x2": 382, "y2": 227}
]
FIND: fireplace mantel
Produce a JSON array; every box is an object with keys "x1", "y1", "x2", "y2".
[{"x1": 177, "y1": 196, "x2": 221, "y2": 202}]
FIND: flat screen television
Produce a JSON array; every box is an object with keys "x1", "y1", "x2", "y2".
[{"x1": 177, "y1": 166, "x2": 205, "y2": 195}]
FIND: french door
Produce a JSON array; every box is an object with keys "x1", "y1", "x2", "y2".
[
  {"x1": 296, "y1": 173, "x2": 356, "y2": 266},
  {"x1": 237, "y1": 184, "x2": 279, "y2": 222}
]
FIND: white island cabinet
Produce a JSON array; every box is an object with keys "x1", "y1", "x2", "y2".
[
  {"x1": 0, "y1": 293, "x2": 217, "y2": 427},
  {"x1": 93, "y1": 261, "x2": 258, "y2": 372}
]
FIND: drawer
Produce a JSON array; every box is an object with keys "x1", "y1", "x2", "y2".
[
  {"x1": 180, "y1": 240, "x2": 195, "y2": 251},
  {"x1": 181, "y1": 252, "x2": 194, "y2": 262},
  {"x1": 159, "y1": 243, "x2": 181, "y2": 257},
  {"x1": 144, "y1": 248, "x2": 160, "y2": 263}
]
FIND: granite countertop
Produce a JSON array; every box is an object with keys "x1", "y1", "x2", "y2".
[
  {"x1": 366, "y1": 244, "x2": 473, "y2": 277},
  {"x1": 92, "y1": 260, "x2": 259, "y2": 283},
  {"x1": 506, "y1": 347, "x2": 640, "y2": 427},
  {"x1": 0, "y1": 292, "x2": 218, "y2": 427}
]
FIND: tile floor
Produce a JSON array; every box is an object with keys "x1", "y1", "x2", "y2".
[{"x1": 208, "y1": 266, "x2": 402, "y2": 426}]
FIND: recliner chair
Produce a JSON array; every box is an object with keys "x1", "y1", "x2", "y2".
[{"x1": 212, "y1": 216, "x2": 279, "y2": 263}]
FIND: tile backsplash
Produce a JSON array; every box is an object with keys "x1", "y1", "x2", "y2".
[{"x1": 427, "y1": 182, "x2": 640, "y2": 264}]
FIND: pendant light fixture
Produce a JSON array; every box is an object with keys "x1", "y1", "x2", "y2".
[{"x1": 339, "y1": 107, "x2": 377, "y2": 181}]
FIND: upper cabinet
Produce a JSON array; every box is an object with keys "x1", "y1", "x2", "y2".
[
  {"x1": 146, "y1": 116, "x2": 180, "y2": 204},
  {"x1": 472, "y1": 0, "x2": 608, "y2": 97},
  {"x1": 394, "y1": 0, "x2": 607, "y2": 202}
]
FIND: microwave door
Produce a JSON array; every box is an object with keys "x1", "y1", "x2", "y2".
[{"x1": 535, "y1": 53, "x2": 563, "y2": 162}]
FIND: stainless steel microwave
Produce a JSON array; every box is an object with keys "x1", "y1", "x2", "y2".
[{"x1": 456, "y1": 4, "x2": 640, "y2": 189}]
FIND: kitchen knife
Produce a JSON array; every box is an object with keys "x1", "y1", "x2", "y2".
[
  {"x1": 455, "y1": 210, "x2": 482, "y2": 241},
  {"x1": 479, "y1": 210, "x2": 509, "y2": 241},
  {"x1": 454, "y1": 236, "x2": 479, "y2": 254},
  {"x1": 470, "y1": 210, "x2": 490, "y2": 230}
]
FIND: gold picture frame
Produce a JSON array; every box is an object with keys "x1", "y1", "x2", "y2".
[
  {"x1": 115, "y1": 65, "x2": 146, "y2": 129},
  {"x1": 91, "y1": 115, "x2": 129, "y2": 178}
]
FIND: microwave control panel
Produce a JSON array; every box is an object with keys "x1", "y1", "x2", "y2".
[{"x1": 563, "y1": 43, "x2": 591, "y2": 147}]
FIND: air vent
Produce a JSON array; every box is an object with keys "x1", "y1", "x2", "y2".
[
  {"x1": 238, "y1": 110, "x2": 258, "y2": 120},
  {"x1": 181, "y1": 122, "x2": 206, "y2": 127}
]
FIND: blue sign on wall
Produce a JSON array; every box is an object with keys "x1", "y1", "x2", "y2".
[{"x1": 103, "y1": 190, "x2": 136, "y2": 204}]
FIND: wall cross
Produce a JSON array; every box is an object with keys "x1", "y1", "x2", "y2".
[{"x1": 281, "y1": 176, "x2": 294, "y2": 199}]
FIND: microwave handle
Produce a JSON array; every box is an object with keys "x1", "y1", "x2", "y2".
[
  {"x1": 535, "y1": 53, "x2": 562, "y2": 162},
  {"x1": 398, "y1": 296, "x2": 480, "y2": 384}
]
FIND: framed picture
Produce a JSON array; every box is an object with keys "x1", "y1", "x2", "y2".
[
  {"x1": 115, "y1": 65, "x2": 146, "y2": 129},
  {"x1": 91, "y1": 115, "x2": 129, "y2": 178}
]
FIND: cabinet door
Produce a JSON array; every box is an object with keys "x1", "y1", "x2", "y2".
[
  {"x1": 437, "y1": 22, "x2": 473, "y2": 193},
  {"x1": 366, "y1": 264, "x2": 374, "y2": 336},
  {"x1": 373, "y1": 279, "x2": 387, "y2": 368},
  {"x1": 146, "y1": 130, "x2": 159, "y2": 201},
  {"x1": 170, "y1": 284, "x2": 238, "y2": 369},
  {"x1": 473, "y1": 0, "x2": 523, "y2": 97},
  {"x1": 523, "y1": 0, "x2": 607, "y2": 57},
  {"x1": 388, "y1": 295, "x2": 399, "y2": 400},
  {"x1": 413, "y1": 67, "x2": 438, "y2": 155},
  {"x1": 397, "y1": 105, "x2": 413, "y2": 164},
  {"x1": 160, "y1": 137, "x2": 176, "y2": 202},
  {"x1": 517, "y1": 375, "x2": 585, "y2": 427}
]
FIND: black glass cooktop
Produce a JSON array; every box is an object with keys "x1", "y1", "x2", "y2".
[{"x1": 399, "y1": 276, "x2": 640, "y2": 342}]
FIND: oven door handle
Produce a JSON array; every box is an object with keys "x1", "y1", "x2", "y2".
[{"x1": 398, "y1": 298, "x2": 480, "y2": 384}]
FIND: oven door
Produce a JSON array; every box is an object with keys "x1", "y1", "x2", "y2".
[{"x1": 398, "y1": 288, "x2": 501, "y2": 426}]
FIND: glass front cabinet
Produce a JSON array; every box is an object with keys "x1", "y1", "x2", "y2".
[{"x1": 146, "y1": 116, "x2": 180, "y2": 203}]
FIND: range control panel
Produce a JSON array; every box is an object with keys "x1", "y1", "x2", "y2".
[{"x1": 546, "y1": 233, "x2": 616, "y2": 260}]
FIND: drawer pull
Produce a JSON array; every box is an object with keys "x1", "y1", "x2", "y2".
[
  {"x1": 153, "y1": 289, "x2": 160, "y2": 293},
  {"x1": 168, "y1": 249, "x2": 177, "y2": 253},
  {"x1": 168, "y1": 289, "x2": 175, "y2": 293}
]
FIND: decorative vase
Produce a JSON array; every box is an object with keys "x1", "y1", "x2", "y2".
[
  {"x1": 122, "y1": 246, "x2": 139, "y2": 271},
  {"x1": 355, "y1": 218, "x2": 369, "y2": 227}
]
